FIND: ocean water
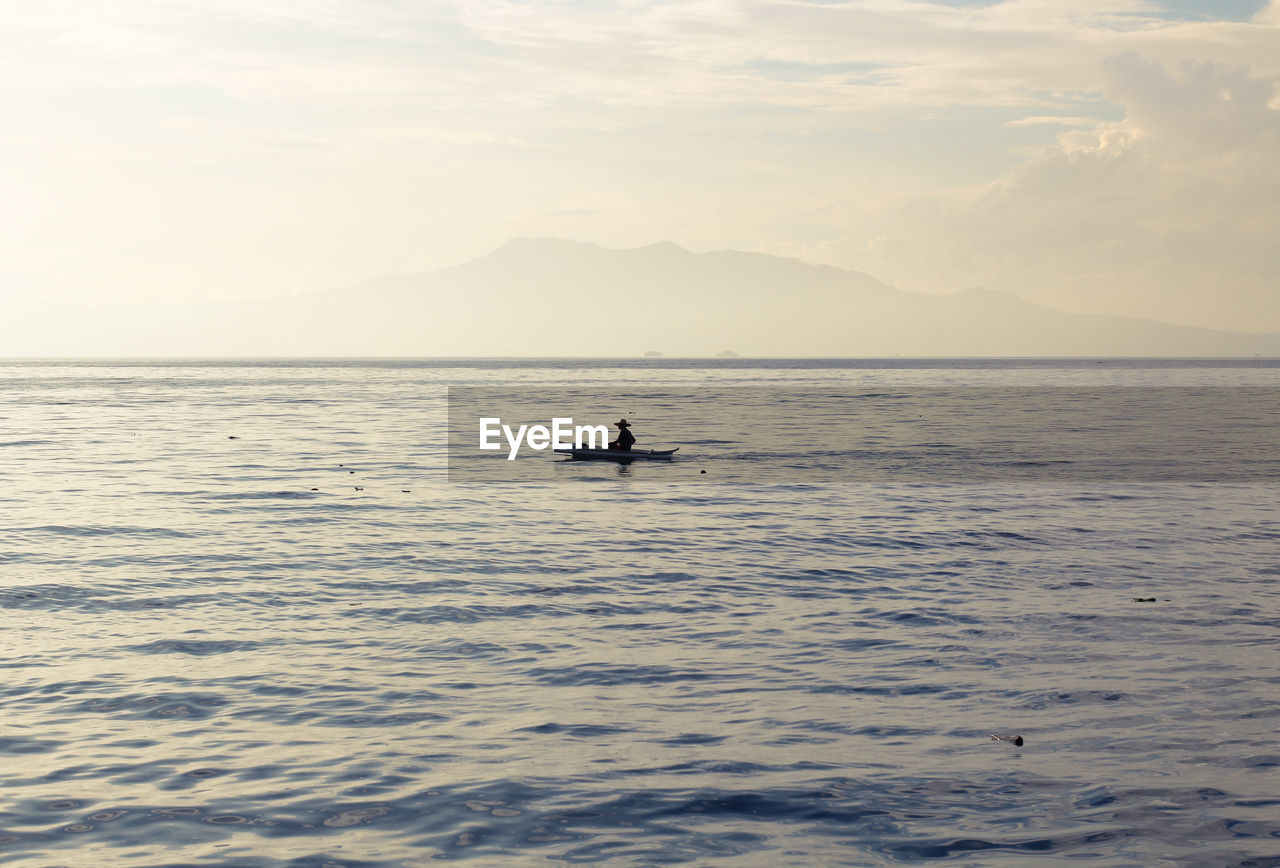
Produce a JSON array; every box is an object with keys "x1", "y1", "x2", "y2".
[{"x1": 2, "y1": 358, "x2": 1279, "y2": 867}]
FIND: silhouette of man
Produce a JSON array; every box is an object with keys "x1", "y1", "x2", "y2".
[{"x1": 608, "y1": 418, "x2": 636, "y2": 452}]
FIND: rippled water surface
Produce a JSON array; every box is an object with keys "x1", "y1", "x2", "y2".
[{"x1": 2, "y1": 359, "x2": 1279, "y2": 867}]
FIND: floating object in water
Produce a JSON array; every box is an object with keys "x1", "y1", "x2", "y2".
[
  {"x1": 401, "y1": 490, "x2": 410, "y2": 493},
  {"x1": 553, "y1": 447, "x2": 678, "y2": 462},
  {"x1": 700, "y1": 470, "x2": 706, "y2": 474},
  {"x1": 1132, "y1": 597, "x2": 1157, "y2": 602},
  {"x1": 354, "y1": 486, "x2": 363, "y2": 491},
  {"x1": 990, "y1": 733, "x2": 1024, "y2": 746},
  {"x1": 228, "y1": 436, "x2": 239, "y2": 440}
]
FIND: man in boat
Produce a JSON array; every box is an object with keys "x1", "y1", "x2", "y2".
[{"x1": 608, "y1": 418, "x2": 636, "y2": 452}]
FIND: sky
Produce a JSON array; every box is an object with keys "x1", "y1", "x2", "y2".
[{"x1": 2, "y1": 0, "x2": 1278, "y2": 332}]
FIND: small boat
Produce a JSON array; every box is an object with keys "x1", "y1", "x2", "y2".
[{"x1": 553, "y1": 447, "x2": 679, "y2": 462}]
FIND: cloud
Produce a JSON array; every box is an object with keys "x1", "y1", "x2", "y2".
[
  {"x1": 6, "y1": 0, "x2": 1277, "y2": 114},
  {"x1": 3, "y1": 0, "x2": 1278, "y2": 323},
  {"x1": 848, "y1": 54, "x2": 1280, "y2": 330},
  {"x1": 1006, "y1": 116, "x2": 1098, "y2": 126}
]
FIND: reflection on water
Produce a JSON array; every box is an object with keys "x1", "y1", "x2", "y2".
[{"x1": 1, "y1": 360, "x2": 1278, "y2": 865}]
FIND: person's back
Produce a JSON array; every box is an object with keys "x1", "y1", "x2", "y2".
[{"x1": 610, "y1": 418, "x2": 636, "y2": 451}]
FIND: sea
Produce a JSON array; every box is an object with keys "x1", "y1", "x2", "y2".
[{"x1": 2, "y1": 358, "x2": 1278, "y2": 867}]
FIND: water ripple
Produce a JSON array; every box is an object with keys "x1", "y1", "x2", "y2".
[{"x1": 3, "y1": 360, "x2": 1279, "y2": 865}]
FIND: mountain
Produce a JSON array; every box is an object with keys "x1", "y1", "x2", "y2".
[{"x1": 8, "y1": 238, "x2": 1280, "y2": 356}]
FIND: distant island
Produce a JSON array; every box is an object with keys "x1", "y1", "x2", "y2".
[{"x1": 8, "y1": 238, "x2": 1280, "y2": 357}]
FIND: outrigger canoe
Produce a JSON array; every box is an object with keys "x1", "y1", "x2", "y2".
[{"x1": 553, "y1": 447, "x2": 679, "y2": 462}]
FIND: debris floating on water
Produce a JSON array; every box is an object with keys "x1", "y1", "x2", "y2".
[
  {"x1": 990, "y1": 733, "x2": 1024, "y2": 746},
  {"x1": 1132, "y1": 597, "x2": 1157, "y2": 602}
]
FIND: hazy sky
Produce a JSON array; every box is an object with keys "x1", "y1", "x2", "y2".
[{"x1": 3, "y1": 0, "x2": 1278, "y2": 330}]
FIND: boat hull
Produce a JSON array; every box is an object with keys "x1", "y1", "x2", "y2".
[{"x1": 553, "y1": 447, "x2": 678, "y2": 462}]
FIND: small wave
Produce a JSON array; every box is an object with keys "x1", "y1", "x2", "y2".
[
  {"x1": 0, "y1": 736, "x2": 62, "y2": 755},
  {"x1": 653, "y1": 732, "x2": 728, "y2": 746},
  {"x1": 515, "y1": 723, "x2": 636, "y2": 737},
  {"x1": 124, "y1": 639, "x2": 264, "y2": 657},
  {"x1": 991, "y1": 459, "x2": 1077, "y2": 467},
  {"x1": 526, "y1": 663, "x2": 717, "y2": 687},
  {"x1": 0, "y1": 584, "x2": 103, "y2": 609},
  {"x1": 70, "y1": 691, "x2": 229, "y2": 720},
  {"x1": 1017, "y1": 689, "x2": 1133, "y2": 709},
  {"x1": 22, "y1": 525, "x2": 195, "y2": 539},
  {"x1": 204, "y1": 491, "x2": 320, "y2": 500}
]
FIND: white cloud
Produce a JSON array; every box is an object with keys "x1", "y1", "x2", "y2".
[
  {"x1": 1, "y1": 0, "x2": 1278, "y2": 329},
  {"x1": 5, "y1": 0, "x2": 1275, "y2": 113},
  {"x1": 1006, "y1": 116, "x2": 1099, "y2": 127},
  {"x1": 847, "y1": 54, "x2": 1280, "y2": 330}
]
